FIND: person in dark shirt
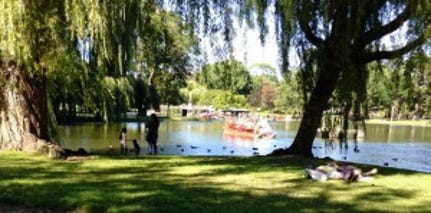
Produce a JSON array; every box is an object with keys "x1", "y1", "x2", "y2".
[{"x1": 145, "y1": 113, "x2": 160, "y2": 155}]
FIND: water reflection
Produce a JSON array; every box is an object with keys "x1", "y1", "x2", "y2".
[
  {"x1": 58, "y1": 120, "x2": 431, "y2": 173},
  {"x1": 366, "y1": 124, "x2": 431, "y2": 143},
  {"x1": 312, "y1": 137, "x2": 431, "y2": 173}
]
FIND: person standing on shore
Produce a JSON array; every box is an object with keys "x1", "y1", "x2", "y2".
[
  {"x1": 119, "y1": 127, "x2": 128, "y2": 155},
  {"x1": 146, "y1": 113, "x2": 160, "y2": 155}
]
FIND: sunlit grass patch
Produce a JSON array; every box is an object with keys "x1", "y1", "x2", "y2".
[{"x1": 0, "y1": 151, "x2": 430, "y2": 212}]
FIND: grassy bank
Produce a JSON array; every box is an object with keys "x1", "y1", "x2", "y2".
[
  {"x1": 366, "y1": 119, "x2": 431, "y2": 127},
  {"x1": 0, "y1": 152, "x2": 430, "y2": 212}
]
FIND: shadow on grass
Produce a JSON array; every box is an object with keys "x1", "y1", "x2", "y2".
[{"x1": 0, "y1": 153, "x2": 430, "y2": 212}]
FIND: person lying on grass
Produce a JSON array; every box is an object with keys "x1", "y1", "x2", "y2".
[{"x1": 305, "y1": 162, "x2": 378, "y2": 182}]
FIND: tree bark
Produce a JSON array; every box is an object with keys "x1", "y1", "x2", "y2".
[{"x1": 0, "y1": 63, "x2": 61, "y2": 157}]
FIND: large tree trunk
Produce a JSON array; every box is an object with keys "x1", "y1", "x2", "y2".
[
  {"x1": 271, "y1": 44, "x2": 343, "y2": 157},
  {"x1": 0, "y1": 63, "x2": 62, "y2": 158},
  {"x1": 272, "y1": 68, "x2": 341, "y2": 156},
  {"x1": 271, "y1": 0, "x2": 351, "y2": 157}
]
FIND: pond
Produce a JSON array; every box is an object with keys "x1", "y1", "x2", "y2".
[{"x1": 58, "y1": 120, "x2": 431, "y2": 173}]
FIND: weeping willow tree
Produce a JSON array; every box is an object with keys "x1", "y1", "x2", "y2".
[
  {"x1": 48, "y1": 0, "x2": 193, "y2": 121},
  {"x1": 0, "y1": 0, "x2": 193, "y2": 152},
  {"x1": 65, "y1": 0, "x2": 153, "y2": 121},
  {"x1": 0, "y1": 1, "x2": 70, "y2": 153},
  {"x1": 66, "y1": 0, "x2": 194, "y2": 120},
  {"x1": 169, "y1": 0, "x2": 431, "y2": 157},
  {"x1": 276, "y1": 0, "x2": 430, "y2": 156},
  {"x1": 137, "y1": 9, "x2": 195, "y2": 113}
]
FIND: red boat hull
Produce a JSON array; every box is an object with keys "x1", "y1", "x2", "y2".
[{"x1": 223, "y1": 127, "x2": 276, "y2": 139}]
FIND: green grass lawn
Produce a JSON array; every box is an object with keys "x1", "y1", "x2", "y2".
[{"x1": 0, "y1": 151, "x2": 430, "y2": 212}]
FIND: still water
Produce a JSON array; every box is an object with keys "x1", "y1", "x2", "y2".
[{"x1": 58, "y1": 120, "x2": 431, "y2": 173}]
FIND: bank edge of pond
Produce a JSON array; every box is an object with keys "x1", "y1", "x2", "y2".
[{"x1": 366, "y1": 119, "x2": 431, "y2": 127}]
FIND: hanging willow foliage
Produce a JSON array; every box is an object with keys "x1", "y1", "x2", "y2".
[
  {"x1": 0, "y1": 1, "x2": 24, "y2": 62},
  {"x1": 67, "y1": 0, "x2": 130, "y2": 75},
  {"x1": 0, "y1": 1, "x2": 63, "y2": 69},
  {"x1": 164, "y1": 0, "x2": 431, "y2": 156}
]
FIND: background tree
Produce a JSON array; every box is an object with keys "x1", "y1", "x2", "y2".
[
  {"x1": 133, "y1": 76, "x2": 148, "y2": 117},
  {"x1": 156, "y1": 68, "x2": 188, "y2": 116},
  {"x1": 367, "y1": 51, "x2": 431, "y2": 120},
  {"x1": 366, "y1": 63, "x2": 392, "y2": 117},
  {"x1": 180, "y1": 80, "x2": 208, "y2": 105},
  {"x1": 198, "y1": 59, "x2": 253, "y2": 95},
  {"x1": 249, "y1": 74, "x2": 278, "y2": 111},
  {"x1": 136, "y1": 10, "x2": 194, "y2": 112},
  {"x1": 249, "y1": 63, "x2": 278, "y2": 76},
  {"x1": 423, "y1": 55, "x2": 431, "y2": 118},
  {"x1": 65, "y1": 0, "x2": 194, "y2": 120},
  {"x1": 260, "y1": 83, "x2": 276, "y2": 110},
  {"x1": 274, "y1": 74, "x2": 304, "y2": 115},
  {"x1": 402, "y1": 50, "x2": 430, "y2": 119}
]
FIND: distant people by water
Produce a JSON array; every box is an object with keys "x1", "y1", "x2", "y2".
[
  {"x1": 119, "y1": 127, "x2": 128, "y2": 155},
  {"x1": 132, "y1": 139, "x2": 141, "y2": 155},
  {"x1": 146, "y1": 113, "x2": 160, "y2": 155}
]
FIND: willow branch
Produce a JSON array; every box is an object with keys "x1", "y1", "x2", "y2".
[
  {"x1": 359, "y1": 0, "x2": 417, "y2": 47},
  {"x1": 362, "y1": 32, "x2": 428, "y2": 63},
  {"x1": 297, "y1": 4, "x2": 323, "y2": 46}
]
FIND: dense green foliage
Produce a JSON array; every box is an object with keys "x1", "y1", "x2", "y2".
[
  {"x1": 367, "y1": 52, "x2": 431, "y2": 119},
  {"x1": 274, "y1": 76, "x2": 304, "y2": 115},
  {"x1": 198, "y1": 59, "x2": 253, "y2": 95},
  {"x1": 180, "y1": 60, "x2": 303, "y2": 112},
  {"x1": 181, "y1": 80, "x2": 249, "y2": 109},
  {"x1": 63, "y1": 1, "x2": 194, "y2": 121},
  {"x1": 0, "y1": 0, "x2": 194, "y2": 124}
]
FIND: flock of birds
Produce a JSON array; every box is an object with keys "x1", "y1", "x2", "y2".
[
  {"x1": 153, "y1": 144, "x2": 280, "y2": 156},
  {"x1": 154, "y1": 143, "x2": 399, "y2": 167}
]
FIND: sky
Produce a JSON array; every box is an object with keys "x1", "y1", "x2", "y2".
[
  {"x1": 231, "y1": 21, "x2": 281, "y2": 74},
  {"x1": 197, "y1": 6, "x2": 299, "y2": 79}
]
